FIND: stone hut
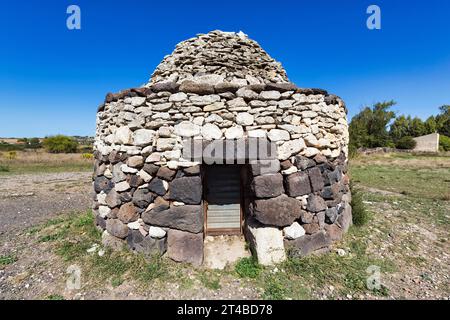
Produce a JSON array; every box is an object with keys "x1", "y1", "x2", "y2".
[{"x1": 93, "y1": 30, "x2": 352, "y2": 266}]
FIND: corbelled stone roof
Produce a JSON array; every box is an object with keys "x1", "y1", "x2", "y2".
[{"x1": 148, "y1": 30, "x2": 289, "y2": 85}]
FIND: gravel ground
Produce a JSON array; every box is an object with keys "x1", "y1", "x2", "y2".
[{"x1": 0, "y1": 172, "x2": 92, "y2": 235}]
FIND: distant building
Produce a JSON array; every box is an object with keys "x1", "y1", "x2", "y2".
[{"x1": 413, "y1": 133, "x2": 439, "y2": 153}]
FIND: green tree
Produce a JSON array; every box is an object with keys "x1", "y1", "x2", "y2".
[
  {"x1": 424, "y1": 116, "x2": 437, "y2": 134},
  {"x1": 390, "y1": 115, "x2": 410, "y2": 141},
  {"x1": 349, "y1": 100, "x2": 396, "y2": 149},
  {"x1": 43, "y1": 135, "x2": 78, "y2": 153},
  {"x1": 409, "y1": 117, "x2": 426, "y2": 137},
  {"x1": 436, "y1": 105, "x2": 450, "y2": 136}
]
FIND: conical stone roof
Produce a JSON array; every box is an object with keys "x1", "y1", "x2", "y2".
[{"x1": 148, "y1": 30, "x2": 289, "y2": 86}]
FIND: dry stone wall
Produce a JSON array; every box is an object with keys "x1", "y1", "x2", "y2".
[{"x1": 93, "y1": 31, "x2": 351, "y2": 266}]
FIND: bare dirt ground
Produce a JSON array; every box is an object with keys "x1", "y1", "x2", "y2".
[{"x1": 0, "y1": 172, "x2": 92, "y2": 235}]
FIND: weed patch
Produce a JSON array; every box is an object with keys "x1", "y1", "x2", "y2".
[{"x1": 235, "y1": 257, "x2": 261, "y2": 279}]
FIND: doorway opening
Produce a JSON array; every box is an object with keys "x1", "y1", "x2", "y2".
[{"x1": 203, "y1": 165, "x2": 243, "y2": 236}]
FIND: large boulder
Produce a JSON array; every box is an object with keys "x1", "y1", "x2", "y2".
[
  {"x1": 251, "y1": 173, "x2": 284, "y2": 198},
  {"x1": 284, "y1": 172, "x2": 311, "y2": 197},
  {"x1": 250, "y1": 194, "x2": 302, "y2": 227},
  {"x1": 285, "y1": 230, "x2": 332, "y2": 257},
  {"x1": 167, "y1": 229, "x2": 204, "y2": 266},
  {"x1": 141, "y1": 205, "x2": 203, "y2": 233},
  {"x1": 245, "y1": 217, "x2": 286, "y2": 266},
  {"x1": 169, "y1": 176, "x2": 202, "y2": 204}
]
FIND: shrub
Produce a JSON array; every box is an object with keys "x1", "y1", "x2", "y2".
[
  {"x1": 439, "y1": 135, "x2": 450, "y2": 151},
  {"x1": 43, "y1": 135, "x2": 78, "y2": 153},
  {"x1": 81, "y1": 153, "x2": 94, "y2": 160},
  {"x1": 395, "y1": 136, "x2": 416, "y2": 150},
  {"x1": 7, "y1": 151, "x2": 17, "y2": 160},
  {"x1": 350, "y1": 184, "x2": 370, "y2": 226},
  {"x1": 0, "y1": 165, "x2": 9, "y2": 172}
]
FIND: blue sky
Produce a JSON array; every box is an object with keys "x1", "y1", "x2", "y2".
[{"x1": 1, "y1": 0, "x2": 449, "y2": 137}]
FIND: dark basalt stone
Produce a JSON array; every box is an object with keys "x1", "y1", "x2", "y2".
[
  {"x1": 284, "y1": 172, "x2": 311, "y2": 197},
  {"x1": 106, "y1": 219, "x2": 129, "y2": 239},
  {"x1": 183, "y1": 165, "x2": 201, "y2": 176},
  {"x1": 249, "y1": 160, "x2": 281, "y2": 176},
  {"x1": 251, "y1": 173, "x2": 284, "y2": 199},
  {"x1": 285, "y1": 231, "x2": 332, "y2": 257},
  {"x1": 250, "y1": 194, "x2": 302, "y2": 227},
  {"x1": 313, "y1": 154, "x2": 327, "y2": 164},
  {"x1": 167, "y1": 229, "x2": 203, "y2": 266},
  {"x1": 156, "y1": 167, "x2": 177, "y2": 181},
  {"x1": 214, "y1": 82, "x2": 240, "y2": 93},
  {"x1": 142, "y1": 205, "x2": 203, "y2": 234},
  {"x1": 131, "y1": 87, "x2": 147, "y2": 96},
  {"x1": 117, "y1": 202, "x2": 139, "y2": 223},
  {"x1": 280, "y1": 160, "x2": 293, "y2": 170},
  {"x1": 108, "y1": 150, "x2": 124, "y2": 164},
  {"x1": 169, "y1": 176, "x2": 202, "y2": 204},
  {"x1": 265, "y1": 82, "x2": 298, "y2": 92},
  {"x1": 95, "y1": 215, "x2": 106, "y2": 230},
  {"x1": 325, "y1": 207, "x2": 338, "y2": 224},
  {"x1": 143, "y1": 163, "x2": 160, "y2": 176},
  {"x1": 308, "y1": 167, "x2": 325, "y2": 192},
  {"x1": 306, "y1": 194, "x2": 327, "y2": 213},
  {"x1": 127, "y1": 230, "x2": 167, "y2": 255},
  {"x1": 148, "y1": 177, "x2": 167, "y2": 196},
  {"x1": 245, "y1": 84, "x2": 266, "y2": 93},
  {"x1": 105, "y1": 189, "x2": 122, "y2": 208},
  {"x1": 328, "y1": 167, "x2": 343, "y2": 185},
  {"x1": 118, "y1": 191, "x2": 133, "y2": 203},
  {"x1": 321, "y1": 183, "x2": 341, "y2": 200},
  {"x1": 128, "y1": 175, "x2": 144, "y2": 188},
  {"x1": 132, "y1": 189, "x2": 154, "y2": 208},
  {"x1": 299, "y1": 210, "x2": 314, "y2": 224},
  {"x1": 94, "y1": 176, "x2": 114, "y2": 193},
  {"x1": 294, "y1": 155, "x2": 315, "y2": 170},
  {"x1": 179, "y1": 80, "x2": 214, "y2": 95},
  {"x1": 151, "y1": 81, "x2": 180, "y2": 93}
]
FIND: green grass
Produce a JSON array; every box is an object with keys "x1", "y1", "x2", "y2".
[
  {"x1": 35, "y1": 210, "x2": 175, "y2": 289},
  {"x1": 235, "y1": 257, "x2": 261, "y2": 279},
  {"x1": 0, "y1": 163, "x2": 92, "y2": 175},
  {"x1": 350, "y1": 185, "x2": 371, "y2": 226},
  {"x1": 363, "y1": 192, "x2": 450, "y2": 227},
  {"x1": 0, "y1": 254, "x2": 17, "y2": 267},
  {"x1": 350, "y1": 164, "x2": 450, "y2": 200},
  {"x1": 198, "y1": 271, "x2": 222, "y2": 290},
  {"x1": 282, "y1": 227, "x2": 395, "y2": 296}
]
